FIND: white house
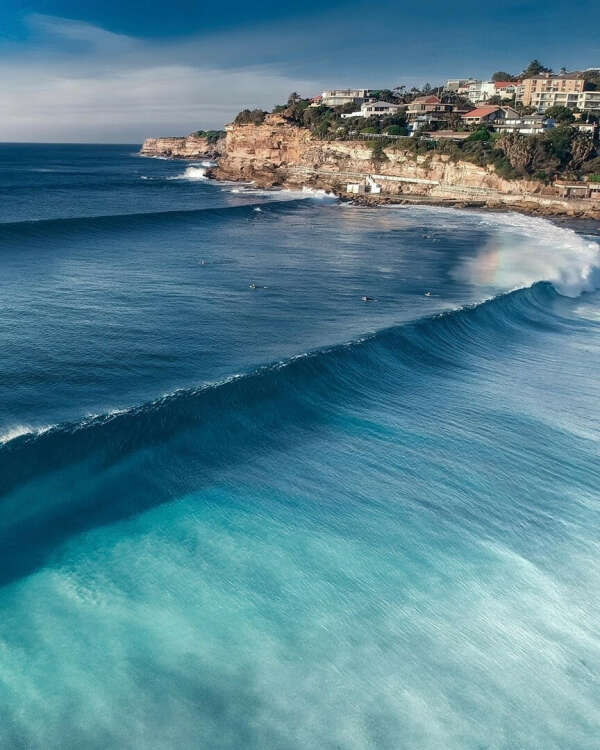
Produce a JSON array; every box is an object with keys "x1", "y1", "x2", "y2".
[
  {"x1": 321, "y1": 89, "x2": 369, "y2": 106},
  {"x1": 467, "y1": 81, "x2": 496, "y2": 104},
  {"x1": 493, "y1": 82, "x2": 520, "y2": 100},
  {"x1": 444, "y1": 78, "x2": 478, "y2": 95},
  {"x1": 341, "y1": 100, "x2": 403, "y2": 118},
  {"x1": 493, "y1": 113, "x2": 554, "y2": 135}
]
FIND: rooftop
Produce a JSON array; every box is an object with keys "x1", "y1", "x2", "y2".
[
  {"x1": 410, "y1": 95, "x2": 441, "y2": 105},
  {"x1": 526, "y1": 72, "x2": 583, "y2": 80},
  {"x1": 363, "y1": 100, "x2": 400, "y2": 107},
  {"x1": 463, "y1": 105, "x2": 501, "y2": 117}
]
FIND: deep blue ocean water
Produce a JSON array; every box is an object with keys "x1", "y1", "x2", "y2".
[{"x1": 1, "y1": 143, "x2": 600, "y2": 748}]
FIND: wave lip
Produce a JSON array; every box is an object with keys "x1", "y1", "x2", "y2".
[{"x1": 441, "y1": 210, "x2": 600, "y2": 298}]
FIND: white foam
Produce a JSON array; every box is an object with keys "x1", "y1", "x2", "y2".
[
  {"x1": 451, "y1": 212, "x2": 600, "y2": 297},
  {"x1": 0, "y1": 424, "x2": 52, "y2": 446},
  {"x1": 167, "y1": 166, "x2": 208, "y2": 181},
  {"x1": 389, "y1": 206, "x2": 600, "y2": 298},
  {"x1": 301, "y1": 186, "x2": 336, "y2": 199}
]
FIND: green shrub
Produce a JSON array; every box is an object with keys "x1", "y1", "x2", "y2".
[
  {"x1": 234, "y1": 109, "x2": 267, "y2": 125},
  {"x1": 466, "y1": 127, "x2": 492, "y2": 142},
  {"x1": 193, "y1": 130, "x2": 225, "y2": 143},
  {"x1": 386, "y1": 125, "x2": 408, "y2": 136},
  {"x1": 370, "y1": 141, "x2": 389, "y2": 161}
]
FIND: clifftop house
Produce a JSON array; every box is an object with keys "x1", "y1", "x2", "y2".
[
  {"x1": 462, "y1": 106, "x2": 554, "y2": 134},
  {"x1": 341, "y1": 100, "x2": 403, "y2": 119},
  {"x1": 462, "y1": 105, "x2": 518, "y2": 125},
  {"x1": 406, "y1": 96, "x2": 454, "y2": 118},
  {"x1": 320, "y1": 89, "x2": 370, "y2": 107}
]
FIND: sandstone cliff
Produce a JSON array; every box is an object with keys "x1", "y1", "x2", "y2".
[
  {"x1": 140, "y1": 134, "x2": 223, "y2": 159},
  {"x1": 215, "y1": 114, "x2": 600, "y2": 219}
]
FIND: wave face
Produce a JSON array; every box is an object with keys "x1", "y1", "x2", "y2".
[{"x1": 1, "y1": 144, "x2": 600, "y2": 749}]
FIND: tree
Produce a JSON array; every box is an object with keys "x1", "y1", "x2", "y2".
[
  {"x1": 386, "y1": 125, "x2": 408, "y2": 136},
  {"x1": 491, "y1": 71, "x2": 515, "y2": 82},
  {"x1": 497, "y1": 133, "x2": 536, "y2": 172},
  {"x1": 570, "y1": 134, "x2": 595, "y2": 168},
  {"x1": 370, "y1": 141, "x2": 388, "y2": 162},
  {"x1": 370, "y1": 89, "x2": 396, "y2": 102},
  {"x1": 234, "y1": 109, "x2": 267, "y2": 125},
  {"x1": 466, "y1": 127, "x2": 493, "y2": 142},
  {"x1": 486, "y1": 95, "x2": 503, "y2": 105},
  {"x1": 522, "y1": 59, "x2": 552, "y2": 78},
  {"x1": 515, "y1": 103, "x2": 536, "y2": 115},
  {"x1": 287, "y1": 92, "x2": 301, "y2": 105},
  {"x1": 544, "y1": 105, "x2": 575, "y2": 123},
  {"x1": 583, "y1": 71, "x2": 600, "y2": 91}
]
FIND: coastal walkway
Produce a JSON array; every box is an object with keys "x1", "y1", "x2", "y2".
[{"x1": 285, "y1": 165, "x2": 597, "y2": 213}]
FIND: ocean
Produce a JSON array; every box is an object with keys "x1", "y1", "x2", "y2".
[{"x1": 1, "y1": 143, "x2": 599, "y2": 749}]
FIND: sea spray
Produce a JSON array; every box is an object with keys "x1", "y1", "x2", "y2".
[{"x1": 167, "y1": 165, "x2": 209, "y2": 180}]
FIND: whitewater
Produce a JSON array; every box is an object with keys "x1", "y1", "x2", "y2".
[{"x1": 1, "y1": 143, "x2": 600, "y2": 749}]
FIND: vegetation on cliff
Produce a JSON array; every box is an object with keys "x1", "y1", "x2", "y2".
[
  {"x1": 231, "y1": 81, "x2": 599, "y2": 182},
  {"x1": 400, "y1": 125, "x2": 598, "y2": 181},
  {"x1": 234, "y1": 109, "x2": 268, "y2": 125},
  {"x1": 192, "y1": 129, "x2": 226, "y2": 143}
]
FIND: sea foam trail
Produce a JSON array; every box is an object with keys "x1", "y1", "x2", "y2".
[{"x1": 0, "y1": 198, "x2": 312, "y2": 239}]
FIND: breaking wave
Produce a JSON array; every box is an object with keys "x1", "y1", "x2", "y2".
[
  {"x1": 167, "y1": 166, "x2": 208, "y2": 180},
  {"x1": 0, "y1": 278, "x2": 593, "y2": 586}
]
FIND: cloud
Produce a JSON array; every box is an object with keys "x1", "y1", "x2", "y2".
[{"x1": 0, "y1": 15, "x2": 322, "y2": 142}]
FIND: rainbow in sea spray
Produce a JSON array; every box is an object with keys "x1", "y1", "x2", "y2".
[{"x1": 1, "y1": 143, "x2": 600, "y2": 749}]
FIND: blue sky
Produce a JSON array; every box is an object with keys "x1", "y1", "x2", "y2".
[{"x1": 0, "y1": 0, "x2": 599, "y2": 141}]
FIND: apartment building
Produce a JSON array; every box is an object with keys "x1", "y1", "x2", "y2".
[
  {"x1": 320, "y1": 89, "x2": 370, "y2": 106},
  {"x1": 521, "y1": 73, "x2": 584, "y2": 107},
  {"x1": 529, "y1": 89, "x2": 600, "y2": 112}
]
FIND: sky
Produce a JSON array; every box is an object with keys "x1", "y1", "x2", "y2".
[{"x1": 0, "y1": 0, "x2": 599, "y2": 142}]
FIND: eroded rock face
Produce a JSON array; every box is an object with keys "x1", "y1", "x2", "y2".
[
  {"x1": 140, "y1": 134, "x2": 223, "y2": 159},
  {"x1": 142, "y1": 115, "x2": 598, "y2": 218},
  {"x1": 215, "y1": 115, "x2": 534, "y2": 193},
  {"x1": 215, "y1": 114, "x2": 600, "y2": 218}
]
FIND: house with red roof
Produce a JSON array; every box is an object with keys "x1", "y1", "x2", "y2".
[
  {"x1": 494, "y1": 81, "x2": 521, "y2": 100},
  {"x1": 462, "y1": 105, "x2": 519, "y2": 125}
]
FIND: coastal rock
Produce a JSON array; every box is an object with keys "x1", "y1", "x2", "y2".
[
  {"x1": 140, "y1": 134, "x2": 223, "y2": 159},
  {"x1": 215, "y1": 114, "x2": 600, "y2": 220}
]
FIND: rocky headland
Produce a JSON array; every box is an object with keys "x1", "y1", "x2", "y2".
[
  {"x1": 142, "y1": 116, "x2": 600, "y2": 220},
  {"x1": 140, "y1": 133, "x2": 224, "y2": 159}
]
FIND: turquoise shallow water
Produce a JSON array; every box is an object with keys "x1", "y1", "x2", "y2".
[{"x1": 1, "y1": 144, "x2": 600, "y2": 748}]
